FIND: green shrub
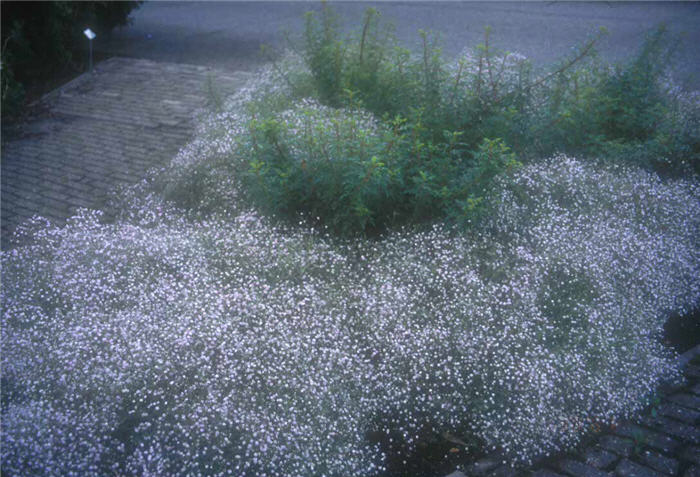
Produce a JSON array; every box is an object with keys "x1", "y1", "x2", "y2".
[
  {"x1": 240, "y1": 98, "x2": 521, "y2": 235},
  {"x1": 0, "y1": 1, "x2": 142, "y2": 118},
  {"x1": 247, "y1": 8, "x2": 540, "y2": 235},
  {"x1": 242, "y1": 100, "x2": 405, "y2": 235},
  {"x1": 302, "y1": 3, "x2": 346, "y2": 106},
  {"x1": 163, "y1": 5, "x2": 697, "y2": 237},
  {"x1": 530, "y1": 25, "x2": 699, "y2": 174},
  {"x1": 1, "y1": 52, "x2": 25, "y2": 118}
]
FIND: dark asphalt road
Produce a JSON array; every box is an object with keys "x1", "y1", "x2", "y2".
[{"x1": 96, "y1": 1, "x2": 700, "y2": 87}]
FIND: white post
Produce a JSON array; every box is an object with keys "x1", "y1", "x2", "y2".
[{"x1": 83, "y1": 28, "x2": 96, "y2": 73}]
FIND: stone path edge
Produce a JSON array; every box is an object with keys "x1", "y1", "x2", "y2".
[{"x1": 1, "y1": 57, "x2": 251, "y2": 248}]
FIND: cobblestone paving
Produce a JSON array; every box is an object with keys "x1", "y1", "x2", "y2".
[
  {"x1": 448, "y1": 346, "x2": 700, "y2": 477},
  {"x1": 1, "y1": 57, "x2": 250, "y2": 248}
]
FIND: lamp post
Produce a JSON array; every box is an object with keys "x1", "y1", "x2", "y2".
[{"x1": 83, "y1": 28, "x2": 96, "y2": 73}]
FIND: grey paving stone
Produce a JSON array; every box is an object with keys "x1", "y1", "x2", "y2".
[
  {"x1": 14, "y1": 195, "x2": 45, "y2": 211},
  {"x1": 615, "y1": 459, "x2": 665, "y2": 477},
  {"x1": 555, "y1": 458, "x2": 611, "y2": 477},
  {"x1": 0, "y1": 214, "x2": 19, "y2": 227},
  {"x1": 3, "y1": 161, "x2": 40, "y2": 178},
  {"x1": 40, "y1": 202, "x2": 71, "y2": 218},
  {"x1": 614, "y1": 424, "x2": 681, "y2": 454},
  {"x1": 583, "y1": 446, "x2": 620, "y2": 469},
  {"x1": 64, "y1": 195, "x2": 96, "y2": 209},
  {"x1": 531, "y1": 470, "x2": 568, "y2": 477},
  {"x1": 656, "y1": 402, "x2": 700, "y2": 425},
  {"x1": 55, "y1": 171, "x2": 85, "y2": 184},
  {"x1": 600, "y1": 436, "x2": 635, "y2": 457},
  {"x1": 1, "y1": 199, "x2": 15, "y2": 213},
  {"x1": 635, "y1": 449, "x2": 679, "y2": 475},
  {"x1": 465, "y1": 454, "x2": 503, "y2": 475},
  {"x1": 1, "y1": 187, "x2": 22, "y2": 203},
  {"x1": 491, "y1": 465, "x2": 519, "y2": 477},
  {"x1": 109, "y1": 170, "x2": 139, "y2": 183},
  {"x1": 2, "y1": 57, "x2": 250, "y2": 246},
  {"x1": 445, "y1": 471, "x2": 467, "y2": 477},
  {"x1": 10, "y1": 204, "x2": 40, "y2": 218},
  {"x1": 64, "y1": 182, "x2": 95, "y2": 197},
  {"x1": 685, "y1": 465, "x2": 700, "y2": 477},
  {"x1": 667, "y1": 394, "x2": 700, "y2": 412},
  {"x1": 638, "y1": 415, "x2": 700, "y2": 444},
  {"x1": 682, "y1": 446, "x2": 700, "y2": 466},
  {"x1": 685, "y1": 366, "x2": 700, "y2": 380},
  {"x1": 0, "y1": 202, "x2": 17, "y2": 220},
  {"x1": 691, "y1": 383, "x2": 700, "y2": 397},
  {"x1": 41, "y1": 188, "x2": 72, "y2": 204}
]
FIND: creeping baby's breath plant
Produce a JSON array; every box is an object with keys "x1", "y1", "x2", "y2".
[{"x1": 3, "y1": 154, "x2": 699, "y2": 475}]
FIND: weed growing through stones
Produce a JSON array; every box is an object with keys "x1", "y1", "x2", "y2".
[
  {"x1": 204, "y1": 72, "x2": 224, "y2": 113},
  {"x1": 2, "y1": 5, "x2": 700, "y2": 477}
]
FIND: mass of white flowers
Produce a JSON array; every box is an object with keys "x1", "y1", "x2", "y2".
[{"x1": 2, "y1": 56, "x2": 699, "y2": 476}]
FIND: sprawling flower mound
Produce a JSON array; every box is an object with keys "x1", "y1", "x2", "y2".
[
  {"x1": 3, "y1": 19, "x2": 700, "y2": 473},
  {"x1": 2, "y1": 152, "x2": 699, "y2": 475}
]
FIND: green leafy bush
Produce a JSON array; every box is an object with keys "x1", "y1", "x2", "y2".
[
  {"x1": 529, "y1": 25, "x2": 699, "y2": 174},
  {"x1": 1, "y1": 54, "x2": 25, "y2": 118},
  {"x1": 239, "y1": 5, "x2": 696, "y2": 236},
  {"x1": 240, "y1": 98, "x2": 520, "y2": 235},
  {"x1": 0, "y1": 1, "x2": 142, "y2": 118},
  {"x1": 243, "y1": 99, "x2": 402, "y2": 234}
]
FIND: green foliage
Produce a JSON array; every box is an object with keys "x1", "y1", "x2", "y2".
[
  {"x1": 251, "y1": 5, "x2": 541, "y2": 235},
  {"x1": 449, "y1": 138, "x2": 521, "y2": 227},
  {"x1": 242, "y1": 101, "x2": 405, "y2": 235},
  {"x1": 598, "y1": 27, "x2": 670, "y2": 142},
  {"x1": 240, "y1": 98, "x2": 521, "y2": 236},
  {"x1": 211, "y1": 5, "x2": 698, "y2": 236},
  {"x1": 204, "y1": 73, "x2": 224, "y2": 112},
  {"x1": 302, "y1": 2, "x2": 345, "y2": 106},
  {"x1": 1, "y1": 43, "x2": 25, "y2": 118},
  {"x1": 0, "y1": 1, "x2": 142, "y2": 118},
  {"x1": 532, "y1": 25, "x2": 699, "y2": 175}
]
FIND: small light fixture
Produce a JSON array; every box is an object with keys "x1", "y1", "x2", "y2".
[{"x1": 83, "y1": 28, "x2": 96, "y2": 73}]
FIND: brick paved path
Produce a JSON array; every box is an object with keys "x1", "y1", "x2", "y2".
[
  {"x1": 1, "y1": 57, "x2": 250, "y2": 248},
  {"x1": 448, "y1": 345, "x2": 700, "y2": 477}
]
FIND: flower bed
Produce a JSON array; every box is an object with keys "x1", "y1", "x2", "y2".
[{"x1": 2, "y1": 6, "x2": 700, "y2": 476}]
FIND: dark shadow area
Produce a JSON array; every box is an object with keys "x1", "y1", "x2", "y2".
[{"x1": 664, "y1": 306, "x2": 700, "y2": 353}]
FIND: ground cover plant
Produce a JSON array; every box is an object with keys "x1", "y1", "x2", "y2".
[{"x1": 2, "y1": 5, "x2": 700, "y2": 477}]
